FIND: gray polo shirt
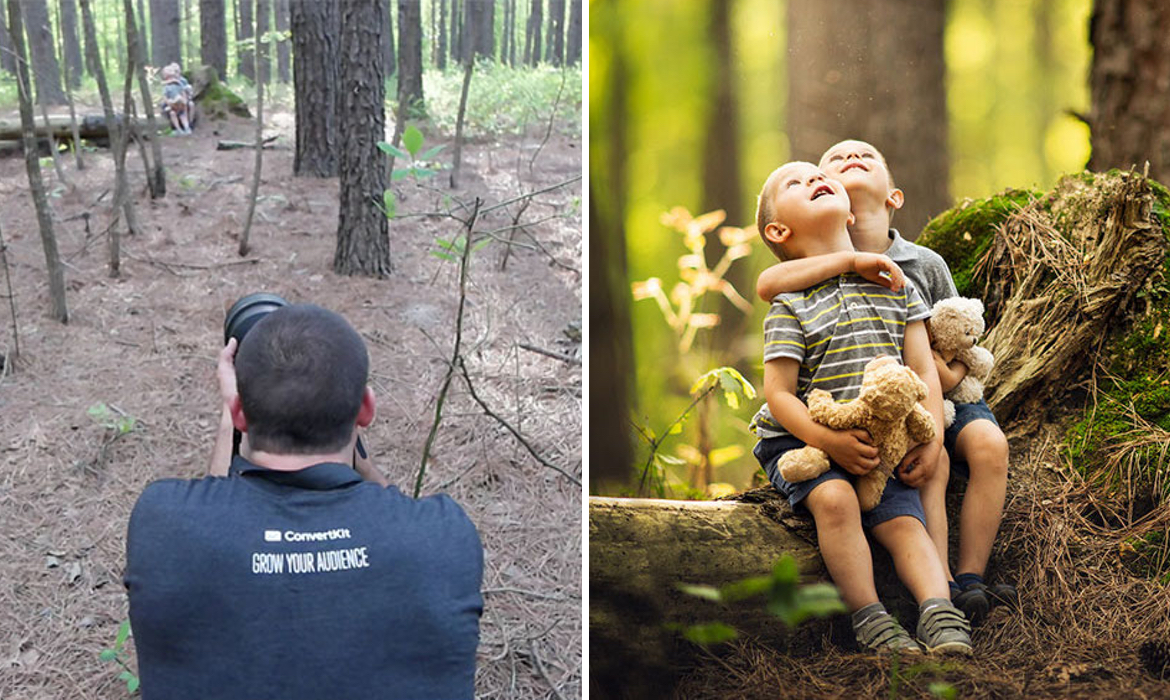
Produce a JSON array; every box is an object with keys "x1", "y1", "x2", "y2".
[
  {"x1": 751, "y1": 273, "x2": 931, "y2": 439},
  {"x1": 884, "y1": 228, "x2": 957, "y2": 308}
]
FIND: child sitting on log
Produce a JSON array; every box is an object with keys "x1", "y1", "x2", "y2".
[
  {"x1": 756, "y1": 140, "x2": 1017, "y2": 626},
  {"x1": 160, "y1": 63, "x2": 193, "y2": 135},
  {"x1": 749, "y1": 160, "x2": 971, "y2": 655}
]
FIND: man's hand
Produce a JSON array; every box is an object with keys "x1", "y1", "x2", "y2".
[
  {"x1": 352, "y1": 431, "x2": 390, "y2": 486},
  {"x1": 897, "y1": 439, "x2": 942, "y2": 488},
  {"x1": 820, "y1": 428, "x2": 880, "y2": 475},
  {"x1": 852, "y1": 253, "x2": 905, "y2": 291},
  {"x1": 217, "y1": 337, "x2": 239, "y2": 409},
  {"x1": 208, "y1": 338, "x2": 239, "y2": 477}
]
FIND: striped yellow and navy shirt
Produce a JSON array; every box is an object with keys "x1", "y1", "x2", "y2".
[{"x1": 750, "y1": 274, "x2": 931, "y2": 439}]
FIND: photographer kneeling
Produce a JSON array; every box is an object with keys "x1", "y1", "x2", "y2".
[{"x1": 124, "y1": 304, "x2": 483, "y2": 700}]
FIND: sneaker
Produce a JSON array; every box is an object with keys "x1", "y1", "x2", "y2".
[
  {"x1": 916, "y1": 598, "x2": 973, "y2": 655},
  {"x1": 952, "y1": 583, "x2": 990, "y2": 627},
  {"x1": 986, "y1": 582, "x2": 1018, "y2": 609},
  {"x1": 853, "y1": 606, "x2": 922, "y2": 655}
]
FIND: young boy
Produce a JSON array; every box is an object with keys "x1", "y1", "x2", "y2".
[
  {"x1": 757, "y1": 140, "x2": 1015, "y2": 625},
  {"x1": 750, "y1": 161, "x2": 972, "y2": 654},
  {"x1": 160, "y1": 63, "x2": 194, "y2": 135}
]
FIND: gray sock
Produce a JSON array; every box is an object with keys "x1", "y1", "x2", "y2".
[{"x1": 852, "y1": 601, "x2": 887, "y2": 629}]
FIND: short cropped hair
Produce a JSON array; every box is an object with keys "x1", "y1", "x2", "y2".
[
  {"x1": 235, "y1": 304, "x2": 369, "y2": 454},
  {"x1": 755, "y1": 168, "x2": 788, "y2": 260}
]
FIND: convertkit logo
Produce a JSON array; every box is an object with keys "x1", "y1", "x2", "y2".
[
  {"x1": 261, "y1": 527, "x2": 352, "y2": 544},
  {"x1": 264, "y1": 530, "x2": 283, "y2": 542}
]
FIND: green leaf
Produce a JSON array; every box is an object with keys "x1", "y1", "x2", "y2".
[
  {"x1": 709, "y1": 445, "x2": 743, "y2": 467},
  {"x1": 377, "y1": 141, "x2": 410, "y2": 159},
  {"x1": 118, "y1": 671, "x2": 134, "y2": 682},
  {"x1": 382, "y1": 190, "x2": 397, "y2": 219},
  {"x1": 677, "y1": 583, "x2": 722, "y2": 602},
  {"x1": 115, "y1": 619, "x2": 131, "y2": 649},
  {"x1": 718, "y1": 574, "x2": 772, "y2": 602},
  {"x1": 928, "y1": 682, "x2": 957, "y2": 700},
  {"x1": 418, "y1": 144, "x2": 446, "y2": 160},
  {"x1": 402, "y1": 124, "x2": 424, "y2": 157},
  {"x1": 681, "y1": 622, "x2": 738, "y2": 646},
  {"x1": 666, "y1": 423, "x2": 683, "y2": 435},
  {"x1": 431, "y1": 251, "x2": 455, "y2": 262},
  {"x1": 435, "y1": 237, "x2": 457, "y2": 252},
  {"x1": 391, "y1": 169, "x2": 413, "y2": 182},
  {"x1": 99, "y1": 649, "x2": 117, "y2": 662},
  {"x1": 127, "y1": 675, "x2": 140, "y2": 693},
  {"x1": 472, "y1": 237, "x2": 493, "y2": 253},
  {"x1": 792, "y1": 584, "x2": 846, "y2": 617},
  {"x1": 87, "y1": 403, "x2": 109, "y2": 419},
  {"x1": 412, "y1": 167, "x2": 438, "y2": 178},
  {"x1": 657, "y1": 454, "x2": 685, "y2": 466},
  {"x1": 771, "y1": 555, "x2": 799, "y2": 584}
]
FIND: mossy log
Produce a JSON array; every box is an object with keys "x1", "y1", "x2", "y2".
[{"x1": 190, "y1": 65, "x2": 251, "y2": 120}]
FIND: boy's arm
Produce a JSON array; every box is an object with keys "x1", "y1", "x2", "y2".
[
  {"x1": 932, "y1": 350, "x2": 969, "y2": 393},
  {"x1": 756, "y1": 252, "x2": 905, "y2": 301},
  {"x1": 899, "y1": 320, "x2": 944, "y2": 487},
  {"x1": 763, "y1": 358, "x2": 880, "y2": 475}
]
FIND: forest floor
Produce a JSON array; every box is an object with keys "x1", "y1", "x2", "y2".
[{"x1": 0, "y1": 102, "x2": 582, "y2": 699}]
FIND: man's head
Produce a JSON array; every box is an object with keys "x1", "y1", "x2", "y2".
[
  {"x1": 233, "y1": 304, "x2": 372, "y2": 455},
  {"x1": 818, "y1": 139, "x2": 904, "y2": 223},
  {"x1": 755, "y1": 161, "x2": 854, "y2": 260}
]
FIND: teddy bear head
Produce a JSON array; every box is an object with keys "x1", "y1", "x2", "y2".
[
  {"x1": 857, "y1": 356, "x2": 928, "y2": 421},
  {"x1": 929, "y1": 297, "x2": 986, "y2": 353}
]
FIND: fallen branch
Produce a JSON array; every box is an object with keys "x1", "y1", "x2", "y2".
[
  {"x1": 519, "y1": 342, "x2": 580, "y2": 366},
  {"x1": 528, "y1": 637, "x2": 567, "y2": 700},
  {"x1": 216, "y1": 135, "x2": 280, "y2": 151}
]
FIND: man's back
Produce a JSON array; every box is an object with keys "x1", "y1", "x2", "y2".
[{"x1": 125, "y1": 459, "x2": 483, "y2": 700}]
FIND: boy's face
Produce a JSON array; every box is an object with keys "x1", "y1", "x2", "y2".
[
  {"x1": 818, "y1": 140, "x2": 903, "y2": 212},
  {"x1": 762, "y1": 162, "x2": 852, "y2": 251}
]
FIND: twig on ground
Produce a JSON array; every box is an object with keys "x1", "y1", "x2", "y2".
[
  {"x1": 519, "y1": 343, "x2": 580, "y2": 366},
  {"x1": 528, "y1": 637, "x2": 567, "y2": 700},
  {"x1": 124, "y1": 251, "x2": 260, "y2": 272},
  {"x1": 483, "y1": 587, "x2": 570, "y2": 601}
]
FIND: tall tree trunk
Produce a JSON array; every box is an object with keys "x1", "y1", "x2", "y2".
[
  {"x1": 136, "y1": 0, "x2": 147, "y2": 58},
  {"x1": 1087, "y1": 0, "x2": 1170, "y2": 183},
  {"x1": 56, "y1": 0, "x2": 83, "y2": 171},
  {"x1": 240, "y1": 0, "x2": 264, "y2": 257},
  {"x1": 436, "y1": 0, "x2": 446, "y2": 70},
  {"x1": 290, "y1": 0, "x2": 338, "y2": 176},
  {"x1": 274, "y1": 0, "x2": 288, "y2": 81},
  {"x1": 566, "y1": 0, "x2": 580, "y2": 65},
  {"x1": 380, "y1": 0, "x2": 394, "y2": 77},
  {"x1": 21, "y1": 0, "x2": 67, "y2": 104},
  {"x1": 396, "y1": 0, "x2": 423, "y2": 115},
  {"x1": 148, "y1": 0, "x2": 180, "y2": 65},
  {"x1": 500, "y1": 0, "x2": 510, "y2": 66},
  {"x1": 480, "y1": 0, "x2": 494, "y2": 60},
  {"x1": 256, "y1": 0, "x2": 269, "y2": 82},
  {"x1": 335, "y1": 0, "x2": 390, "y2": 277},
  {"x1": 787, "y1": 0, "x2": 949, "y2": 237},
  {"x1": 125, "y1": 0, "x2": 166, "y2": 197},
  {"x1": 524, "y1": 0, "x2": 540, "y2": 67},
  {"x1": 236, "y1": 0, "x2": 253, "y2": 79},
  {"x1": 449, "y1": 0, "x2": 460, "y2": 65},
  {"x1": 544, "y1": 0, "x2": 563, "y2": 66},
  {"x1": 57, "y1": 0, "x2": 83, "y2": 85},
  {"x1": 7, "y1": 0, "x2": 67, "y2": 322},
  {"x1": 200, "y1": 0, "x2": 227, "y2": 78},
  {"x1": 0, "y1": 0, "x2": 15, "y2": 75}
]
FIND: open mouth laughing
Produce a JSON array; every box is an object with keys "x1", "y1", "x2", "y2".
[{"x1": 811, "y1": 184, "x2": 835, "y2": 200}]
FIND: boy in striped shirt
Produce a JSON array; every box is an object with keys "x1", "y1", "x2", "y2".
[{"x1": 751, "y1": 161, "x2": 971, "y2": 654}]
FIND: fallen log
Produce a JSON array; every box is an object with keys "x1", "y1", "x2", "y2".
[
  {"x1": 216, "y1": 135, "x2": 280, "y2": 151},
  {"x1": 0, "y1": 114, "x2": 148, "y2": 143}
]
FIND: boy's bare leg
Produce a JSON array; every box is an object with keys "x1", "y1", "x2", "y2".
[
  {"x1": 954, "y1": 421, "x2": 1009, "y2": 577},
  {"x1": 919, "y1": 450, "x2": 953, "y2": 581},
  {"x1": 869, "y1": 515, "x2": 950, "y2": 603},
  {"x1": 804, "y1": 479, "x2": 879, "y2": 611}
]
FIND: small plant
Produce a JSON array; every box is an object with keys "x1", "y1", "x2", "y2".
[
  {"x1": 431, "y1": 232, "x2": 492, "y2": 263},
  {"x1": 377, "y1": 125, "x2": 447, "y2": 221},
  {"x1": 674, "y1": 554, "x2": 846, "y2": 645},
  {"x1": 99, "y1": 619, "x2": 139, "y2": 694},
  {"x1": 88, "y1": 403, "x2": 136, "y2": 435}
]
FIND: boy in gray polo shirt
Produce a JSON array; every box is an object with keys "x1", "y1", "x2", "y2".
[
  {"x1": 751, "y1": 161, "x2": 971, "y2": 655},
  {"x1": 757, "y1": 140, "x2": 1015, "y2": 625}
]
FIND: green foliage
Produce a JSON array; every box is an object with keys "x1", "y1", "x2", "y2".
[
  {"x1": 675, "y1": 555, "x2": 846, "y2": 645},
  {"x1": 421, "y1": 62, "x2": 581, "y2": 137},
  {"x1": 87, "y1": 403, "x2": 136, "y2": 436},
  {"x1": 99, "y1": 619, "x2": 139, "y2": 695},
  {"x1": 377, "y1": 124, "x2": 447, "y2": 187},
  {"x1": 430, "y1": 232, "x2": 492, "y2": 263},
  {"x1": 690, "y1": 367, "x2": 757, "y2": 411}
]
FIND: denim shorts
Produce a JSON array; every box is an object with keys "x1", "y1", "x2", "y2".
[
  {"x1": 753, "y1": 435, "x2": 926, "y2": 529},
  {"x1": 944, "y1": 399, "x2": 1000, "y2": 479}
]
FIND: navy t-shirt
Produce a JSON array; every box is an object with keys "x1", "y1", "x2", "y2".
[{"x1": 124, "y1": 457, "x2": 483, "y2": 700}]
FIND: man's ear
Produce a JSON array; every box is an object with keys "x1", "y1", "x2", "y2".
[
  {"x1": 356, "y1": 387, "x2": 376, "y2": 428},
  {"x1": 229, "y1": 395, "x2": 248, "y2": 432},
  {"x1": 886, "y1": 188, "x2": 905, "y2": 211},
  {"x1": 847, "y1": 211, "x2": 856, "y2": 227},
  {"x1": 763, "y1": 221, "x2": 792, "y2": 246}
]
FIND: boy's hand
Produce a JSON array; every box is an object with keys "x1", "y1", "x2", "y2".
[
  {"x1": 820, "y1": 428, "x2": 880, "y2": 475},
  {"x1": 897, "y1": 439, "x2": 941, "y2": 487},
  {"x1": 852, "y1": 253, "x2": 904, "y2": 291}
]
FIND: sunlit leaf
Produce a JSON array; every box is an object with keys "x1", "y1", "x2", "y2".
[
  {"x1": 657, "y1": 454, "x2": 685, "y2": 466},
  {"x1": 681, "y1": 622, "x2": 738, "y2": 645},
  {"x1": 115, "y1": 619, "x2": 131, "y2": 649},
  {"x1": 718, "y1": 575, "x2": 771, "y2": 602},
  {"x1": 666, "y1": 423, "x2": 683, "y2": 435},
  {"x1": 771, "y1": 555, "x2": 799, "y2": 584},
  {"x1": 99, "y1": 649, "x2": 116, "y2": 662},
  {"x1": 677, "y1": 583, "x2": 722, "y2": 602},
  {"x1": 402, "y1": 124, "x2": 424, "y2": 157},
  {"x1": 709, "y1": 445, "x2": 744, "y2": 467},
  {"x1": 127, "y1": 676, "x2": 140, "y2": 693},
  {"x1": 419, "y1": 144, "x2": 446, "y2": 160},
  {"x1": 377, "y1": 141, "x2": 410, "y2": 159},
  {"x1": 382, "y1": 190, "x2": 397, "y2": 219}
]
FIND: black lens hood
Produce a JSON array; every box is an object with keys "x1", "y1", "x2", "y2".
[{"x1": 224, "y1": 292, "x2": 289, "y2": 344}]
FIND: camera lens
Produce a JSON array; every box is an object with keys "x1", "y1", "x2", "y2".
[{"x1": 224, "y1": 293, "x2": 289, "y2": 345}]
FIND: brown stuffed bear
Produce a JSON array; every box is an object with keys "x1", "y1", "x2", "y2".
[
  {"x1": 777, "y1": 356, "x2": 937, "y2": 511},
  {"x1": 928, "y1": 297, "x2": 995, "y2": 427}
]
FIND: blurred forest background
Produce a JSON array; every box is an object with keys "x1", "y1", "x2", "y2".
[{"x1": 590, "y1": 0, "x2": 1161, "y2": 495}]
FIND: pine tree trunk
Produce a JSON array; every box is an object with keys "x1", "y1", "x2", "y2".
[
  {"x1": 436, "y1": 0, "x2": 446, "y2": 70},
  {"x1": 396, "y1": 0, "x2": 423, "y2": 114},
  {"x1": 255, "y1": 0, "x2": 269, "y2": 82},
  {"x1": 148, "y1": 0, "x2": 179, "y2": 65},
  {"x1": 786, "y1": 0, "x2": 949, "y2": 237},
  {"x1": 200, "y1": 0, "x2": 227, "y2": 78},
  {"x1": 57, "y1": 0, "x2": 84, "y2": 85},
  {"x1": 524, "y1": 0, "x2": 540, "y2": 67},
  {"x1": 1087, "y1": 0, "x2": 1170, "y2": 183},
  {"x1": 0, "y1": 0, "x2": 16, "y2": 75},
  {"x1": 480, "y1": 0, "x2": 493, "y2": 60},
  {"x1": 274, "y1": 0, "x2": 288, "y2": 81},
  {"x1": 125, "y1": 0, "x2": 166, "y2": 198},
  {"x1": 290, "y1": 0, "x2": 338, "y2": 177},
  {"x1": 7, "y1": 0, "x2": 67, "y2": 322},
  {"x1": 335, "y1": 0, "x2": 390, "y2": 277},
  {"x1": 236, "y1": 0, "x2": 253, "y2": 79},
  {"x1": 380, "y1": 0, "x2": 394, "y2": 77},
  {"x1": 56, "y1": 1, "x2": 83, "y2": 171},
  {"x1": 449, "y1": 0, "x2": 460, "y2": 66},
  {"x1": 544, "y1": 0, "x2": 563, "y2": 66},
  {"x1": 500, "y1": 0, "x2": 510, "y2": 66},
  {"x1": 566, "y1": 0, "x2": 580, "y2": 65},
  {"x1": 240, "y1": 1, "x2": 264, "y2": 257},
  {"x1": 21, "y1": 0, "x2": 67, "y2": 105}
]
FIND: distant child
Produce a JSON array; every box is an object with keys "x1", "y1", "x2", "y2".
[
  {"x1": 160, "y1": 63, "x2": 193, "y2": 135},
  {"x1": 750, "y1": 161, "x2": 972, "y2": 654},
  {"x1": 756, "y1": 140, "x2": 1016, "y2": 625}
]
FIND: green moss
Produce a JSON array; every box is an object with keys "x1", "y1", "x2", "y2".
[
  {"x1": 197, "y1": 80, "x2": 250, "y2": 120},
  {"x1": 917, "y1": 189, "x2": 1039, "y2": 296}
]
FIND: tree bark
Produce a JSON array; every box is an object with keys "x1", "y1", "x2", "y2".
[
  {"x1": 7, "y1": 0, "x2": 67, "y2": 322},
  {"x1": 436, "y1": 0, "x2": 446, "y2": 70},
  {"x1": 396, "y1": 0, "x2": 423, "y2": 115},
  {"x1": 544, "y1": 0, "x2": 563, "y2": 66},
  {"x1": 380, "y1": 0, "x2": 394, "y2": 77},
  {"x1": 200, "y1": 0, "x2": 227, "y2": 78},
  {"x1": 786, "y1": 0, "x2": 949, "y2": 237},
  {"x1": 125, "y1": 0, "x2": 166, "y2": 198},
  {"x1": 255, "y1": 0, "x2": 269, "y2": 83},
  {"x1": 236, "y1": 0, "x2": 253, "y2": 80},
  {"x1": 565, "y1": 0, "x2": 580, "y2": 65},
  {"x1": 57, "y1": 0, "x2": 83, "y2": 85},
  {"x1": 0, "y1": 0, "x2": 16, "y2": 75},
  {"x1": 149, "y1": 0, "x2": 180, "y2": 66},
  {"x1": 274, "y1": 0, "x2": 288, "y2": 82},
  {"x1": 335, "y1": 0, "x2": 390, "y2": 277},
  {"x1": 523, "y1": 0, "x2": 540, "y2": 66},
  {"x1": 1087, "y1": 0, "x2": 1170, "y2": 184},
  {"x1": 479, "y1": 0, "x2": 493, "y2": 60},
  {"x1": 290, "y1": 0, "x2": 338, "y2": 176},
  {"x1": 239, "y1": 0, "x2": 263, "y2": 257},
  {"x1": 56, "y1": 0, "x2": 83, "y2": 170},
  {"x1": 21, "y1": 0, "x2": 67, "y2": 105}
]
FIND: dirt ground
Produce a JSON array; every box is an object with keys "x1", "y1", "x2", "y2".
[{"x1": 0, "y1": 106, "x2": 582, "y2": 698}]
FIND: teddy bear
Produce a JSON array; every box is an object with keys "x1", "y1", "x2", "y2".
[
  {"x1": 928, "y1": 297, "x2": 995, "y2": 426},
  {"x1": 777, "y1": 356, "x2": 937, "y2": 511}
]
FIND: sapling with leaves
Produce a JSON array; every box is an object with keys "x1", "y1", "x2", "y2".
[
  {"x1": 99, "y1": 619, "x2": 140, "y2": 694},
  {"x1": 377, "y1": 124, "x2": 447, "y2": 220}
]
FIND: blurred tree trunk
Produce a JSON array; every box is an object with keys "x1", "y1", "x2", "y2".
[
  {"x1": 200, "y1": 0, "x2": 227, "y2": 77},
  {"x1": 256, "y1": 0, "x2": 269, "y2": 83},
  {"x1": 290, "y1": 0, "x2": 338, "y2": 176},
  {"x1": 566, "y1": 0, "x2": 580, "y2": 65},
  {"x1": 0, "y1": 0, "x2": 16, "y2": 75},
  {"x1": 544, "y1": 0, "x2": 562, "y2": 66},
  {"x1": 236, "y1": 0, "x2": 253, "y2": 79},
  {"x1": 21, "y1": 0, "x2": 67, "y2": 105},
  {"x1": 462, "y1": 0, "x2": 489, "y2": 61},
  {"x1": 239, "y1": 0, "x2": 263, "y2": 257},
  {"x1": 136, "y1": 0, "x2": 147, "y2": 57},
  {"x1": 149, "y1": 0, "x2": 180, "y2": 65},
  {"x1": 335, "y1": 0, "x2": 390, "y2": 277},
  {"x1": 480, "y1": 0, "x2": 493, "y2": 60},
  {"x1": 125, "y1": 0, "x2": 166, "y2": 198},
  {"x1": 274, "y1": 0, "x2": 288, "y2": 81},
  {"x1": 449, "y1": 0, "x2": 460, "y2": 64},
  {"x1": 58, "y1": 0, "x2": 83, "y2": 85},
  {"x1": 1087, "y1": 0, "x2": 1170, "y2": 183},
  {"x1": 436, "y1": 0, "x2": 446, "y2": 70},
  {"x1": 787, "y1": 0, "x2": 949, "y2": 238},
  {"x1": 523, "y1": 0, "x2": 540, "y2": 66},
  {"x1": 7, "y1": 0, "x2": 67, "y2": 322},
  {"x1": 397, "y1": 0, "x2": 423, "y2": 114},
  {"x1": 381, "y1": 0, "x2": 394, "y2": 77}
]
